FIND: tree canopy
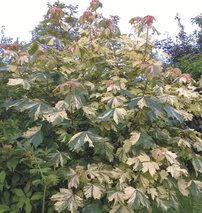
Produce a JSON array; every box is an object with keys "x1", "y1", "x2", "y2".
[{"x1": 0, "y1": 1, "x2": 202, "y2": 213}]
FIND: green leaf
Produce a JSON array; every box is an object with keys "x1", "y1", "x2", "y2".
[
  {"x1": 82, "y1": 203, "x2": 102, "y2": 213},
  {"x1": 164, "y1": 106, "x2": 184, "y2": 122},
  {"x1": 51, "y1": 188, "x2": 83, "y2": 213},
  {"x1": 68, "y1": 131, "x2": 106, "y2": 152},
  {"x1": 23, "y1": 126, "x2": 43, "y2": 148},
  {"x1": 84, "y1": 184, "x2": 104, "y2": 199},
  {"x1": 14, "y1": 188, "x2": 25, "y2": 197},
  {"x1": 192, "y1": 156, "x2": 202, "y2": 175},
  {"x1": 109, "y1": 204, "x2": 134, "y2": 213},
  {"x1": 24, "y1": 182, "x2": 31, "y2": 194},
  {"x1": 31, "y1": 192, "x2": 43, "y2": 201},
  {"x1": 28, "y1": 42, "x2": 39, "y2": 55},
  {"x1": 6, "y1": 156, "x2": 20, "y2": 171},
  {"x1": 49, "y1": 150, "x2": 70, "y2": 168},
  {"x1": 25, "y1": 198, "x2": 32, "y2": 213},
  {"x1": 0, "y1": 205, "x2": 10, "y2": 213},
  {"x1": 133, "y1": 133, "x2": 153, "y2": 149},
  {"x1": 5, "y1": 99, "x2": 51, "y2": 120},
  {"x1": 0, "y1": 171, "x2": 6, "y2": 184},
  {"x1": 144, "y1": 96, "x2": 163, "y2": 117},
  {"x1": 94, "y1": 141, "x2": 114, "y2": 162},
  {"x1": 128, "y1": 96, "x2": 141, "y2": 108}
]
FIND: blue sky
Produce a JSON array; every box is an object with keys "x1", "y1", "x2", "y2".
[{"x1": 0, "y1": 0, "x2": 201, "y2": 42}]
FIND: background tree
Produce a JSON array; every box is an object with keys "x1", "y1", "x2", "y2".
[{"x1": 155, "y1": 14, "x2": 202, "y2": 80}]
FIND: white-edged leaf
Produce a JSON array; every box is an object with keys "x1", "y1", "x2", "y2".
[
  {"x1": 68, "y1": 131, "x2": 105, "y2": 152},
  {"x1": 124, "y1": 187, "x2": 150, "y2": 209},
  {"x1": 23, "y1": 126, "x2": 43, "y2": 148},
  {"x1": 7, "y1": 78, "x2": 31, "y2": 90},
  {"x1": 177, "y1": 179, "x2": 189, "y2": 196},
  {"x1": 147, "y1": 188, "x2": 158, "y2": 200},
  {"x1": 107, "y1": 189, "x2": 125, "y2": 205},
  {"x1": 142, "y1": 161, "x2": 160, "y2": 177},
  {"x1": 84, "y1": 184, "x2": 104, "y2": 199},
  {"x1": 167, "y1": 164, "x2": 188, "y2": 179},
  {"x1": 164, "y1": 150, "x2": 178, "y2": 164},
  {"x1": 192, "y1": 157, "x2": 202, "y2": 175},
  {"x1": 137, "y1": 98, "x2": 147, "y2": 109},
  {"x1": 66, "y1": 169, "x2": 80, "y2": 189},
  {"x1": 98, "y1": 108, "x2": 127, "y2": 124},
  {"x1": 43, "y1": 110, "x2": 68, "y2": 126},
  {"x1": 164, "y1": 106, "x2": 184, "y2": 122},
  {"x1": 51, "y1": 188, "x2": 83, "y2": 213}
]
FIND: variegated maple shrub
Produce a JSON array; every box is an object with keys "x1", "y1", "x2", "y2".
[{"x1": 0, "y1": 1, "x2": 201, "y2": 212}]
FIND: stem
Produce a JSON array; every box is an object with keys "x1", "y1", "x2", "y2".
[
  {"x1": 42, "y1": 184, "x2": 47, "y2": 213},
  {"x1": 34, "y1": 157, "x2": 47, "y2": 213},
  {"x1": 142, "y1": 78, "x2": 149, "y2": 97},
  {"x1": 143, "y1": 26, "x2": 149, "y2": 61},
  {"x1": 141, "y1": 27, "x2": 150, "y2": 96}
]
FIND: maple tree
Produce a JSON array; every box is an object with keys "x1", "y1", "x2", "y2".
[{"x1": 0, "y1": 1, "x2": 202, "y2": 213}]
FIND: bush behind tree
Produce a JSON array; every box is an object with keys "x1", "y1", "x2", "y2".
[{"x1": 155, "y1": 14, "x2": 202, "y2": 80}]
